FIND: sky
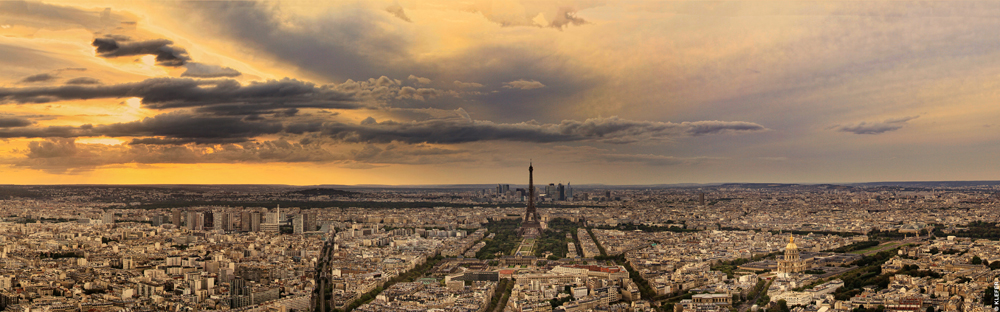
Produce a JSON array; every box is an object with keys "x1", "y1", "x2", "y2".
[{"x1": 1, "y1": 0, "x2": 999, "y2": 185}]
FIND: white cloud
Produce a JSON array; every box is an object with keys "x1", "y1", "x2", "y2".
[{"x1": 502, "y1": 79, "x2": 545, "y2": 90}]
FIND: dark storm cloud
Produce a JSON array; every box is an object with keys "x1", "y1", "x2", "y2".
[
  {"x1": 0, "y1": 117, "x2": 33, "y2": 128},
  {"x1": 323, "y1": 116, "x2": 767, "y2": 144},
  {"x1": 19, "y1": 73, "x2": 56, "y2": 83},
  {"x1": 93, "y1": 112, "x2": 283, "y2": 143},
  {"x1": 833, "y1": 116, "x2": 919, "y2": 135},
  {"x1": 684, "y1": 121, "x2": 772, "y2": 136},
  {"x1": 128, "y1": 137, "x2": 250, "y2": 145},
  {"x1": 177, "y1": 2, "x2": 602, "y2": 121},
  {"x1": 0, "y1": 77, "x2": 360, "y2": 114},
  {"x1": 193, "y1": 104, "x2": 304, "y2": 116},
  {"x1": 64, "y1": 77, "x2": 101, "y2": 85},
  {"x1": 92, "y1": 38, "x2": 190, "y2": 66},
  {"x1": 0, "y1": 110, "x2": 765, "y2": 149},
  {"x1": 0, "y1": 113, "x2": 284, "y2": 143},
  {"x1": 0, "y1": 125, "x2": 80, "y2": 138}
]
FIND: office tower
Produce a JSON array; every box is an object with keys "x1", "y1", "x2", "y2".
[
  {"x1": 204, "y1": 211, "x2": 214, "y2": 229},
  {"x1": 151, "y1": 215, "x2": 166, "y2": 226},
  {"x1": 566, "y1": 182, "x2": 573, "y2": 201},
  {"x1": 172, "y1": 209, "x2": 183, "y2": 227},
  {"x1": 264, "y1": 211, "x2": 277, "y2": 224},
  {"x1": 251, "y1": 212, "x2": 261, "y2": 232},
  {"x1": 227, "y1": 212, "x2": 238, "y2": 231},
  {"x1": 187, "y1": 212, "x2": 204, "y2": 231},
  {"x1": 213, "y1": 212, "x2": 224, "y2": 231},
  {"x1": 241, "y1": 211, "x2": 252, "y2": 232},
  {"x1": 304, "y1": 212, "x2": 317, "y2": 232},
  {"x1": 547, "y1": 183, "x2": 556, "y2": 197},
  {"x1": 558, "y1": 183, "x2": 565, "y2": 201},
  {"x1": 700, "y1": 192, "x2": 706, "y2": 206},
  {"x1": 218, "y1": 212, "x2": 230, "y2": 232},
  {"x1": 293, "y1": 214, "x2": 304, "y2": 234},
  {"x1": 519, "y1": 163, "x2": 541, "y2": 238},
  {"x1": 261, "y1": 206, "x2": 280, "y2": 234},
  {"x1": 102, "y1": 212, "x2": 114, "y2": 225}
]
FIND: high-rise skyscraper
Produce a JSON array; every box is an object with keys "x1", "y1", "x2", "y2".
[
  {"x1": 215, "y1": 212, "x2": 227, "y2": 232},
  {"x1": 225, "y1": 212, "x2": 238, "y2": 232},
  {"x1": 304, "y1": 212, "x2": 317, "y2": 232},
  {"x1": 172, "y1": 209, "x2": 182, "y2": 227},
  {"x1": 187, "y1": 211, "x2": 204, "y2": 231},
  {"x1": 566, "y1": 182, "x2": 573, "y2": 201},
  {"x1": 293, "y1": 214, "x2": 304, "y2": 234},
  {"x1": 204, "y1": 211, "x2": 214, "y2": 229},
  {"x1": 240, "y1": 211, "x2": 251, "y2": 232},
  {"x1": 251, "y1": 211, "x2": 262, "y2": 232},
  {"x1": 519, "y1": 163, "x2": 542, "y2": 238},
  {"x1": 212, "y1": 211, "x2": 223, "y2": 231},
  {"x1": 558, "y1": 183, "x2": 565, "y2": 201}
]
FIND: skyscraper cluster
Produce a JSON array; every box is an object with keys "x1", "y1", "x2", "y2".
[{"x1": 165, "y1": 207, "x2": 317, "y2": 234}]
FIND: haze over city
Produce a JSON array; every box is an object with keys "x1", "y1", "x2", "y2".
[
  {"x1": 2, "y1": 2, "x2": 1000, "y2": 312},
  {"x1": 3, "y1": 1, "x2": 1000, "y2": 185}
]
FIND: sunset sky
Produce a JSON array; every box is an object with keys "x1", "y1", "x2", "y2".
[{"x1": 1, "y1": 1, "x2": 999, "y2": 185}]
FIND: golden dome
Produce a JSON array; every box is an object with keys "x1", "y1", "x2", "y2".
[{"x1": 786, "y1": 235, "x2": 797, "y2": 250}]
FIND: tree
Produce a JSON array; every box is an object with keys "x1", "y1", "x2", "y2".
[
  {"x1": 776, "y1": 299, "x2": 790, "y2": 312},
  {"x1": 991, "y1": 261, "x2": 1000, "y2": 270},
  {"x1": 971, "y1": 256, "x2": 982, "y2": 265},
  {"x1": 985, "y1": 286, "x2": 996, "y2": 308}
]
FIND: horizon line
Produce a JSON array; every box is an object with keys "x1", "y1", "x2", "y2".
[{"x1": 1, "y1": 180, "x2": 1000, "y2": 187}]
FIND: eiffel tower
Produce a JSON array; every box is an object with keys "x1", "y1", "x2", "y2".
[{"x1": 519, "y1": 162, "x2": 542, "y2": 238}]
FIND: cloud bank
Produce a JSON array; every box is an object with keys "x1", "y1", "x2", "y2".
[{"x1": 834, "y1": 116, "x2": 919, "y2": 135}]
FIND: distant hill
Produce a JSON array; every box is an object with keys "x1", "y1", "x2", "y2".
[
  {"x1": 847, "y1": 181, "x2": 1000, "y2": 188},
  {"x1": 286, "y1": 188, "x2": 358, "y2": 197}
]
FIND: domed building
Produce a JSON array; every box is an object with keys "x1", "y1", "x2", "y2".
[{"x1": 777, "y1": 235, "x2": 806, "y2": 277}]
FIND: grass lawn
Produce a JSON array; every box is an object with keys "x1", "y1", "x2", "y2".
[{"x1": 849, "y1": 242, "x2": 902, "y2": 254}]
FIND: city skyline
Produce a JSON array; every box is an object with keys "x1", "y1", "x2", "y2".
[{"x1": 3, "y1": 1, "x2": 1000, "y2": 185}]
